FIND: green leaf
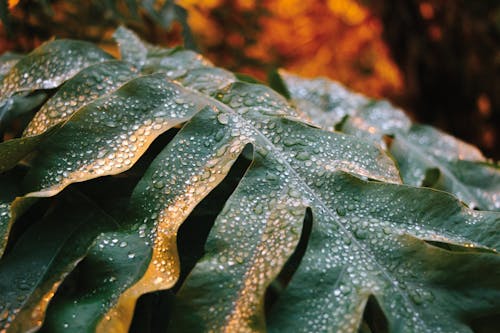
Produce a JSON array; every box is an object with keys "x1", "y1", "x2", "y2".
[
  {"x1": 172, "y1": 156, "x2": 500, "y2": 331},
  {"x1": 391, "y1": 125, "x2": 500, "y2": 210},
  {"x1": 47, "y1": 79, "x2": 399, "y2": 331},
  {"x1": 341, "y1": 99, "x2": 411, "y2": 145},
  {"x1": 0, "y1": 125, "x2": 60, "y2": 173},
  {"x1": 267, "y1": 175, "x2": 500, "y2": 332},
  {"x1": 0, "y1": 52, "x2": 22, "y2": 80},
  {"x1": 1, "y1": 27, "x2": 499, "y2": 333},
  {"x1": 279, "y1": 70, "x2": 375, "y2": 131},
  {"x1": 34, "y1": 29, "x2": 400, "y2": 332},
  {"x1": 113, "y1": 27, "x2": 150, "y2": 69},
  {"x1": 22, "y1": 73, "x2": 205, "y2": 198},
  {"x1": 0, "y1": 39, "x2": 112, "y2": 101},
  {"x1": 0, "y1": 191, "x2": 117, "y2": 333},
  {"x1": 280, "y1": 70, "x2": 500, "y2": 211},
  {"x1": 23, "y1": 60, "x2": 138, "y2": 137}
]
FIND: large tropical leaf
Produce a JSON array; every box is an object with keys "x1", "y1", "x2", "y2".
[
  {"x1": 280, "y1": 71, "x2": 500, "y2": 211},
  {"x1": 0, "y1": 27, "x2": 498, "y2": 333}
]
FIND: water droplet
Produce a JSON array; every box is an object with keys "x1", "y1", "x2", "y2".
[
  {"x1": 217, "y1": 113, "x2": 229, "y2": 125},
  {"x1": 295, "y1": 151, "x2": 310, "y2": 161}
]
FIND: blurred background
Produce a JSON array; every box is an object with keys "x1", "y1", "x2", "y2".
[{"x1": 1, "y1": 0, "x2": 499, "y2": 159}]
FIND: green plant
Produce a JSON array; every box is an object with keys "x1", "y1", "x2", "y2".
[{"x1": 0, "y1": 27, "x2": 499, "y2": 333}]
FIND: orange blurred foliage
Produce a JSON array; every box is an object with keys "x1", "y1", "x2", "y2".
[{"x1": 179, "y1": 0, "x2": 403, "y2": 98}]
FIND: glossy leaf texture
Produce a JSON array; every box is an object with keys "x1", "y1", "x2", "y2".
[
  {"x1": 0, "y1": 27, "x2": 498, "y2": 333},
  {"x1": 280, "y1": 71, "x2": 500, "y2": 211},
  {"x1": 37, "y1": 28, "x2": 400, "y2": 333},
  {"x1": 0, "y1": 191, "x2": 118, "y2": 333},
  {"x1": 0, "y1": 57, "x2": 138, "y2": 256}
]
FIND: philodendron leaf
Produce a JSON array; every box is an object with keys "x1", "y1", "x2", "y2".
[
  {"x1": 33, "y1": 28, "x2": 400, "y2": 332},
  {"x1": 1, "y1": 27, "x2": 499, "y2": 333},
  {"x1": 0, "y1": 191, "x2": 117, "y2": 333},
  {"x1": 41, "y1": 82, "x2": 399, "y2": 333},
  {"x1": 390, "y1": 125, "x2": 500, "y2": 210},
  {"x1": 267, "y1": 173, "x2": 500, "y2": 333},
  {"x1": 280, "y1": 71, "x2": 500, "y2": 211},
  {"x1": 278, "y1": 70, "x2": 411, "y2": 145}
]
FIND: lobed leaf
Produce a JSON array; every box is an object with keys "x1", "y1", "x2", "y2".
[
  {"x1": 280, "y1": 71, "x2": 500, "y2": 210},
  {"x1": 36, "y1": 28, "x2": 400, "y2": 332},
  {"x1": 0, "y1": 27, "x2": 498, "y2": 333},
  {"x1": 390, "y1": 125, "x2": 499, "y2": 210}
]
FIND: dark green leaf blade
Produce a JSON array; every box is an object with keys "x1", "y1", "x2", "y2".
[
  {"x1": 0, "y1": 124, "x2": 60, "y2": 173},
  {"x1": 391, "y1": 125, "x2": 499, "y2": 210},
  {"x1": 23, "y1": 73, "x2": 205, "y2": 198},
  {"x1": 42, "y1": 76, "x2": 399, "y2": 332},
  {"x1": 281, "y1": 71, "x2": 500, "y2": 211},
  {"x1": 0, "y1": 192, "x2": 117, "y2": 333},
  {"x1": 267, "y1": 172, "x2": 500, "y2": 332}
]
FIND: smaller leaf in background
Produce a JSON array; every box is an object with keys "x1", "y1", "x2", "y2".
[
  {"x1": 281, "y1": 71, "x2": 500, "y2": 211},
  {"x1": 113, "y1": 26, "x2": 150, "y2": 69},
  {"x1": 341, "y1": 99, "x2": 412, "y2": 144},
  {"x1": 279, "y1": 70, "x2": 371, "y2": 131},
  {"x1": 391, "y1": 125, "x2": 500, "y2": 210},
  {"x1": 0, "y1": 191, "x2": 117, "y2": 333},
  {"x1": 115, "y1": 26, "x2": 236, "y2": 95}
]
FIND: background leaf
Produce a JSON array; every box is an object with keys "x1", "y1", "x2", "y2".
[{"x1": 280, "y1": 71, "x2": 500, "y2": 211}]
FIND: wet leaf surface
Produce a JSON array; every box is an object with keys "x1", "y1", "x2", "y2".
[
  {"x1": 0, "y1": 27, "x2": 498, "y2": 333},
  {"x1": 281, "y1": 71, "x2": 500, "y2": 211}
]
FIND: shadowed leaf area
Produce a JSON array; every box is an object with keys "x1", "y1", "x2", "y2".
[{"x1": 0, "y1": 27, "x2": 498, "y2": 333}]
